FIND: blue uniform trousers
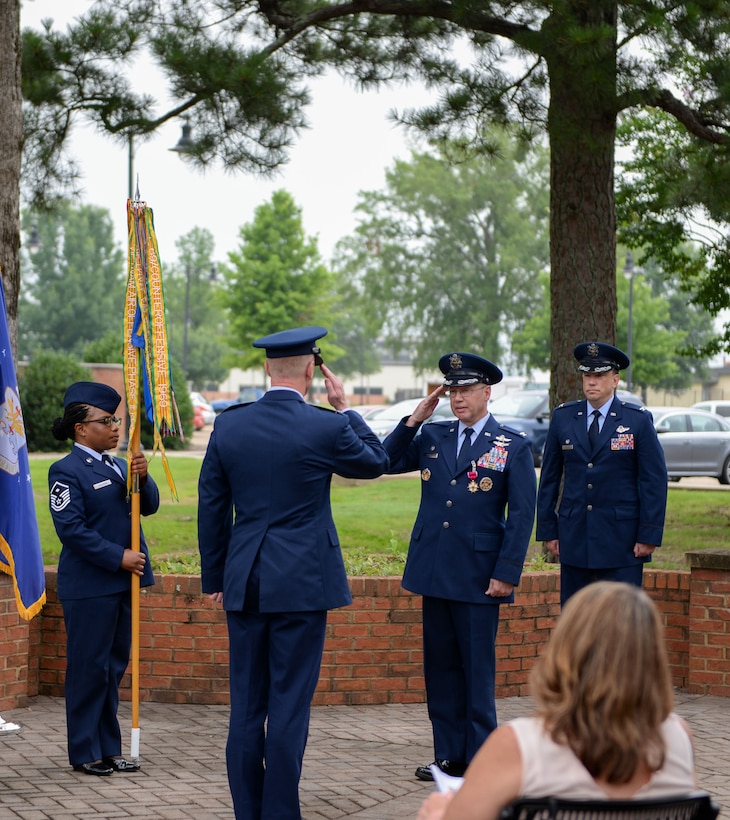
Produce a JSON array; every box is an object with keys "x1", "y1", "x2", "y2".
[
  {"x1": 62, "y1": 591, "x2": 131, "y2": 765},
  {"x1": 560, "y1": 564, "x2": 644, "y2": 607},
  {"x1": 423, "y1": 596, "x2": 500, "y2": 765},
  {"x1": 226, "y1": 609, "x2": 327, "y2": 820}
]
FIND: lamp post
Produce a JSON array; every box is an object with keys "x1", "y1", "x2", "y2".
[
  {"x1": 128, "y1": 135, "x2": 135, "y2": 199},
  {"x1": 623, "y1": 252, "x2": 636, "y2": 393},
  {"x1": 169, "y1": 121, "x2": 195, "y2": 156},
  {"x1": 182, "y1": 264, "x2": 192, "y2": 374}
]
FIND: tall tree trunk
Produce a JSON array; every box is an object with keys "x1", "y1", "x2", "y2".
[
  {"x1": 0, "y1": 0, "x2": 22, "y2": 358},
  {"x1": 545, "y1": 1, "x2": 619, "y2": 408}
]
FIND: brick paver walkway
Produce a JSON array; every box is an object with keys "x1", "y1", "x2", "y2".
[{"x1": 0, "y1": 692, "x2": 728, "y2": 818}]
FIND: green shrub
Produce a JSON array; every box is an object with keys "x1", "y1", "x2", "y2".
[
  {"x1": 19, "y1": 352, "x2": 90, "y2": 452},
  {"x1": 137, "y1": 359, "x2": 195, "y2": 451},
  {"x1": 82, "y1": 330, "x2": 124, "y2": 365}
]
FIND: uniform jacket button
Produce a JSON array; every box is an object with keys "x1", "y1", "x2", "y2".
[{"x1": 443, "y1": 521, "x2": 450, "y2": 529}]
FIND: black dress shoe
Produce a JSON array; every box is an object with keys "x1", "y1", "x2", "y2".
[
  {"x1": 415, "y1": 759, "x2": 467, "y2": 781},
  {"x1": 73, "y1": 761, "x2": 114, "y2": 776},
  {"x1": 103, "y1": 756, "x2": 141, "y2": 772}
]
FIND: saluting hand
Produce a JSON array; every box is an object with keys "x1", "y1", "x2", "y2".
[
  {"x1": 406, "y1": 385, "x2": 446, "y2": 427},
  {"x1": 321, "y1": 364, "x2": 349, "y2": 412}
]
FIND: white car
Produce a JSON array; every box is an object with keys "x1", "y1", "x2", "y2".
[
  {"x1": 190, "y1": 392, "x2": 216, "y2": 426},
  {"x1": 367, "y1": 397, "x2": 456, "y2": 441},
  {"x1": 692, "y1": 400, "x2": 730, "y2": 419}
]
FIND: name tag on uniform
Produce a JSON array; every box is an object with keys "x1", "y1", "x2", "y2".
[
  {"x1": 93, "y1": 479, "x2": 112, "y2": 489},
  {"x1": 424, "y1": 452, "x2": 439, "y2": 458},
  {"x1": 562, "y1": 444, "x2": 574, "y2": 450}
]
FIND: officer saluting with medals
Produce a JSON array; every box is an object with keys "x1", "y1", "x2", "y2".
[{"x1": 383, "y1": 352, "x2": 536, "y2": 783}]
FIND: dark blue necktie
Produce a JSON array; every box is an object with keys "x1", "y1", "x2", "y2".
[
  {"x1": 102, "y1": 454, "x2": 119, "y2": 476},
  {"x1": 588, "y1": 410, "x2": 601, "y2": 448},
  {"x1": 456, "y1": 427, "x2": 474, "y2": 472}
]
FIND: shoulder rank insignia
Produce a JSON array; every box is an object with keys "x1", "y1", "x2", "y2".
[{"x1": 50, "y1": 481, "x2": 71, "y2": 513}]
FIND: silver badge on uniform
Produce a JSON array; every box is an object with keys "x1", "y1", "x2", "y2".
[{"x1": 50, "y1": 481, "x2": 71, "y2": 512}]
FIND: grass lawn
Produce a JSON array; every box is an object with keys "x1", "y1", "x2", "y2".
[{"x1": 29, "y1": 456, "x2": 729, "y2": 575}]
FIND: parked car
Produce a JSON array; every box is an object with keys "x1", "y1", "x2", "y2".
[
  {"x1": 189, "y1": 392, "x2": 215, "y2": 426},
  {"x1": 193, "y1": 405, "x2": 206, "y2": 431},
  {"x1": 367, "y1": 397, "x2": 456, "y2": 441},
  {"x1": 238, "y1": 387, "x2": 265, "y2": 403},
  {"x1": 692, "y1": 400, "x2": 730, "y2": 419},
  {"x1": 211, "y1": 389, "x2": 265, "y2": 414},
  {"x1": 490, "y1": 388, "x2": 645, "y2": 467},
  {"x1": 489, "y1": 390, "x2": 551, "y2": 467},
  {"x1": 648, "y1": 406, "x2": 730, "y2": 484},
  {"x1": 211, "y1": 398, "x2": 243, "y2": 414},
  {"x1": 350, "y1": 404, "x2": 388, "y2": 420}
]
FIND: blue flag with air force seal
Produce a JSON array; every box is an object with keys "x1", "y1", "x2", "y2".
[{"x1": 0, "y1": 279, "x2": 46, "y2": 620}]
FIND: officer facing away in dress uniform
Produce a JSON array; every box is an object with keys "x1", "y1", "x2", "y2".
[
  {"x1": 536, "y1": 342, "x2": 668, "y2": 606},
  {"x1": 383, "y1": 353, "x2": 536, "y2": 782},
  {"x1": 197, "y1": 326, "x2": 389, "y2": 820}
]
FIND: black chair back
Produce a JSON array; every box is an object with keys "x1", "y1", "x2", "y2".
[{"x1": 500, "y1": 793, "x2": 719, "y2": 820}]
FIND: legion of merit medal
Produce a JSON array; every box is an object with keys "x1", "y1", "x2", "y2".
[{"x1": 467, "y1": 463, "x2": 479, "y2": 493}]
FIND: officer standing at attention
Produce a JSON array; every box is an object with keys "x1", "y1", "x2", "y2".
[
  {"x1": 384, "y1": 353, "x2": 536, "y2": 782},
  {"x1": 197, "y1": 326, "x2": 389, "y2": 820},
  {"x1": 536, "y1": 342, "x2": 667, "y2": 606},
  {"x1": 48, "y1": 381, "x2": 156, "y2": 776}
]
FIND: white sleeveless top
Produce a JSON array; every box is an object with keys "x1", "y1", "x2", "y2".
[{"x1": 510, "y1": 713, "x2": 696, "y2": 799}]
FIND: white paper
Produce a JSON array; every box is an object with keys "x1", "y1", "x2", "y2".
[{"x1": 430, "y1": 764, "x2": 464, "y2": 793}]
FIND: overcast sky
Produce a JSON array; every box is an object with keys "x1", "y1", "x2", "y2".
[{"x1": 21, "y1": 0, "x2": 434, "y2": 265}]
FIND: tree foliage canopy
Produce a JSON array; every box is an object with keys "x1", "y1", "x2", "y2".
[
  {"x1": 163, "y1": 227, "x2": 230, "y2": 390},
  {"x1": 19, "y1": 0, "x2": 730, "y2": 403},
  {"x1": 512, "y1": 256, "x2": 715, "y2": 392},
  {"x1": 617, "y1": 110, "x2": 730, "y2": 359},
  {"x1": 19, "y1": 203, "x2": 125, "y2": 359},
  {"x1": 333, "y1": 135, "x2": 550, "y2": 372},
  {"x1": 221, "y1": 189, "x2": 337, "y2": 371}
]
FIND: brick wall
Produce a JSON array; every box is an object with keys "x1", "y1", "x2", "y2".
[
  {"x1": 0, "y1": 560, "x2": 724, "y2": 710},
  {"x1": 686, "y1": 550, "x2": 730, "y2": 697},
  {"x1": 0, "y1": 583, "x2": 32, "y2": 712}
]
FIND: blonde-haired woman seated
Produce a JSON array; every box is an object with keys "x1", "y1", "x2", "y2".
[{"x1": 417, "y1": 582, "x2": 698, "y2": 820}]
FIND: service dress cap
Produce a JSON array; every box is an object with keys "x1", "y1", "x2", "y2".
[
  {"x1": 439, "y1": 352, "x2": 503, "y2": 387},
  {"x1": 574, "y1": 341, "x2": 630, "y2": 373},
  {"x1": 63, "y1": 381, "x2": 121, "y2": 413},
  {"x1": 252, "y1": 326, "x2": 327, "y2": 364}
]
